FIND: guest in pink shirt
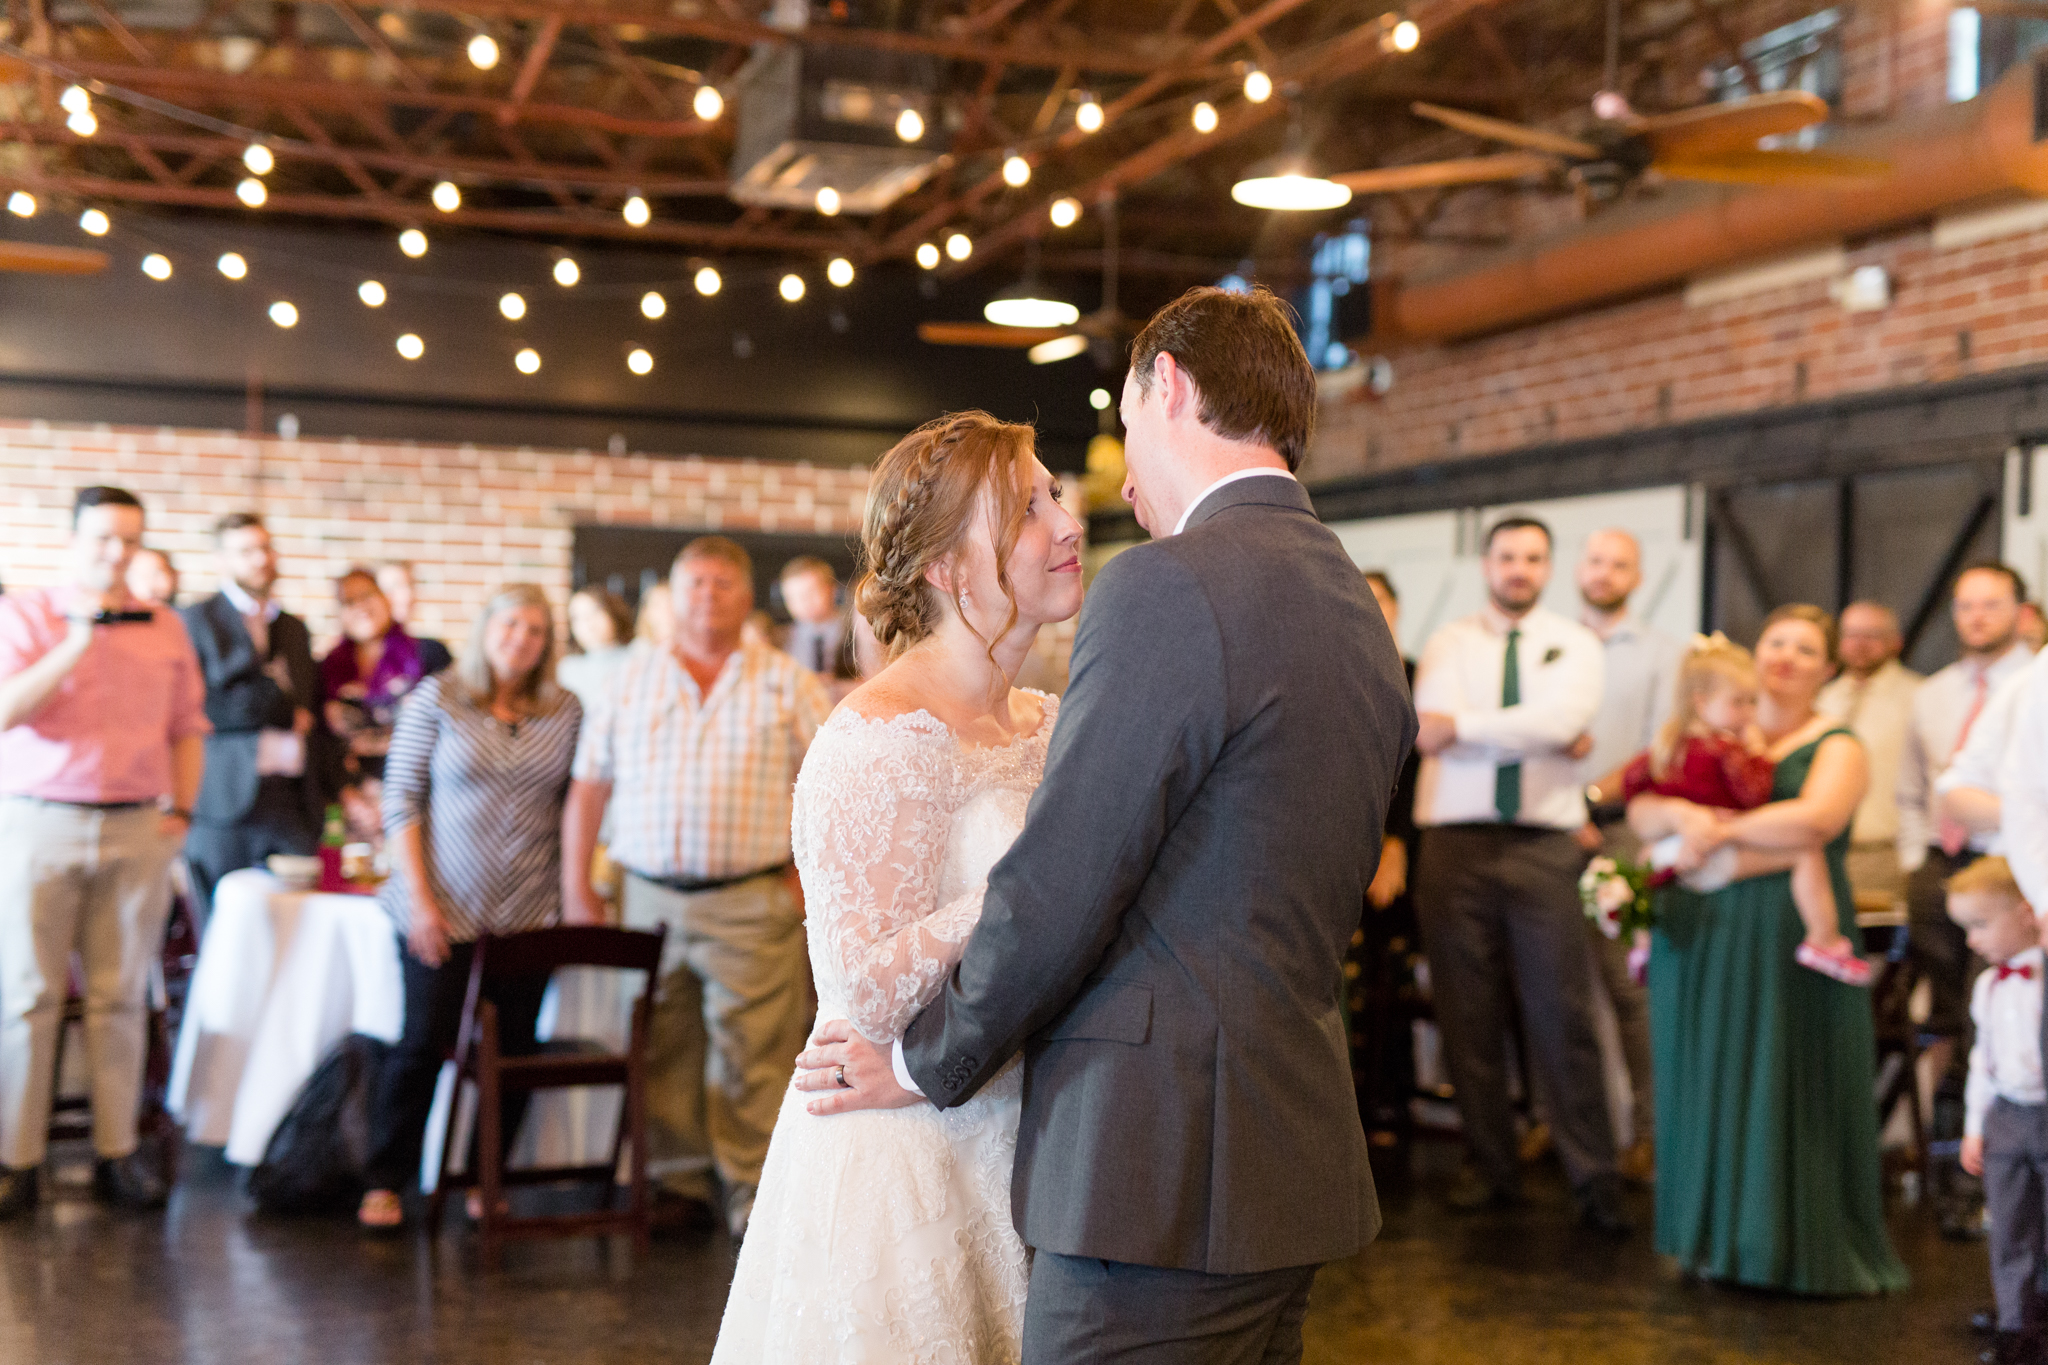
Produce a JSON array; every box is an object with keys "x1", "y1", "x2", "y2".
[{"x1": 0, "y1": 485, "x2": 210, "y2": 1219}]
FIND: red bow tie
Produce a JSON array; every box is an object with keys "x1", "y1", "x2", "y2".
[{"x1": 1998, "y1": 962, "x2": 2037, "y2": 982}]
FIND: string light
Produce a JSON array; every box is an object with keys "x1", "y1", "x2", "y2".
[
  {"x1": 67, "y1": 109, "x2": 97, "y2": 137},
  {"x1": 499, "y1": 292, "x2": 526, "y2": 320},
  {"x1": 6, "y1": 192, "x2": 34, "y2": 218},
  {"x1": 693, "y1": 85, "x2": 723, "y2": 121},
  {"x1": 553, "y1": 257, "x2": 579, "y2": 286},
  {"x1": 431, "y1": 181, "x2": 461, "y2": 212},
  {"x1": 1076, "y1": 97, "x2": 1104, "y2": 133},
  {"x1": 268, "y1": 300, "x2": 298, "y2": 328},
  {"x1": 1002, "y1": 154, "x2": 1030, "y2": 188},
  {"x1": 243, "y1": 144, "x2": 274, "y2": 175},
  {"x1": 236, "y1": 178, "x2": 267, "y2": 207},
  {"x1": 627, "y1": 348, "x2": 654, "y2": 375},
  {"x1": 896, "y1": 108, "x2": 924, "y2": 142},
  {"x1": 916, "y1": 243, "x2": 940, "y2": 269},
  {"x1": 1049, "y1": 197, "x2": 1081, "y2": 228},
  {"x1": 694, "y1": 265, "x2": 721, "y2": 295},
  {"x1": 396, "y1": 333, "x2": 424, "y2": 359},
  {"x1": 358, "y1": 280, "x2": 386, "y2": 306},
  {"x1": 827, "y1": 257, "x2": 854, "y2": 287},
  {"x1": 78, "y1": 208, "x2": 109, "y2": 236},
  {"x1": 622, "y1": 194, "x2": 650, "y2": 227},
  {"x1": 815, "y1": 186, "x2": 841, "y2": 216},
  {"x1": 1090, "y1": 387, "x2": 1112, "y2": 410},
  {"x1": 640, "y1": 290, "x2": 666, "y2": 319},
  {"x1": 1387, "y1": 17, "x2": 1420, "y2": 52},
  {"x1": 945, "y1": 232, "x2": 972, "y2": 262},
  {"x1": 467, "y1": 33, "x2": 500, "y2": 69},
  {"x1": 60, "y1": 85, "x2": 90, "y2": 115},
  {"x1": 1192, "y1": 101, "x2": 1219, "y2": 134},
  {"x1": 514, "y1": 347, "x2": 541, "y2": 374},
  {"x1": 779, "y1": 273, "x2": 805, "y2": 302},
  {"x1": 216, "y1": 252, "x2": 248, "y2": 279},
  {"x1": 1243, "y1": 68, "x2": 1272, "y2": 103},
  {"x1": 398, "y1": 228, "x2": 428, "y2": 257},
  {"x1": 141, "y1": 253, "x2": 172, "y2": 280}
]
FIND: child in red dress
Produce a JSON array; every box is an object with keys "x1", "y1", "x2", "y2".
[{"x1": 1620, "y1": 634, "x2": 1871, "y2": 986}]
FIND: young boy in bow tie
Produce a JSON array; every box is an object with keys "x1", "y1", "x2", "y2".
[{"x1": 1955, "y1": 856, "x2": 2048, "y2": 1364}]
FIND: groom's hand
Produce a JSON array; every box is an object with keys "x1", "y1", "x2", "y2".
[{"x1": 793, "y1": 1019, "x2": 923, "y2": 1116}]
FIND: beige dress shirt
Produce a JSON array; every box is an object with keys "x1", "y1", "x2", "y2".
[{"x1": 1816, "y1": 657, "x2": 1923, "y2": 848}]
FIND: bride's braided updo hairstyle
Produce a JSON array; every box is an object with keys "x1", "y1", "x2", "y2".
[{"x1": 855, "y1": 410, "x2": 1036, "y2": 660}]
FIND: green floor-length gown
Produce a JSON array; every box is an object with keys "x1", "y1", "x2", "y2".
[{"x1": 1649, "y1": 727, "x2": 1910, "y2": 1296}]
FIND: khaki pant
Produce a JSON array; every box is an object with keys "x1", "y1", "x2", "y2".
[
  {"x1": 0, "y1": 799, "x2": 177, "y2": 1168},
  {"x1": 622, "y1": 870, "x2": 808, "y2": 1198},
  {"x1": 1845, "y1": 841, "x2": 1907, "y2": 914}
]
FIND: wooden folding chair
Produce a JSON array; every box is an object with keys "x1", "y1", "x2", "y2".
[{"x1": 425, "y1": 925, "x2": 666, "y2": 1269}]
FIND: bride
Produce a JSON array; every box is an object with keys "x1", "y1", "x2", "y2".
[{"x1": 711, "y1": 410, "x2": 1085, "y2": 1364}]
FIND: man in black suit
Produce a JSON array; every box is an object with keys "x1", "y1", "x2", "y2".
[
  {"x1": 798, "y1": 287, "x2": 1415, "y2": 1363},
  {"x1": 180, "y1": 513, "x2": 342, "y2": 924}
]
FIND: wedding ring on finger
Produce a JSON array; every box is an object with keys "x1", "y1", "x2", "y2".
[{"x1": 835, "y1": 1064, "x2": 850, "y2": 1089}]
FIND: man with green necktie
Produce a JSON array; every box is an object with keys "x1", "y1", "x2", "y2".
[{"x1": 1411, "y1": 515, "x2": 1628, "y2": 1234}]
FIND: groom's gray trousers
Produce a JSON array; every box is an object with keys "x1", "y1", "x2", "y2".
[{"x1": 1023, "y1": 1253, "x2": 1317, "y2": 1365}]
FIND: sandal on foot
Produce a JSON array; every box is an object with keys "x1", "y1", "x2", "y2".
[{"x1": 1795, "y1": 940, "x2": 1872, "y2": 986}]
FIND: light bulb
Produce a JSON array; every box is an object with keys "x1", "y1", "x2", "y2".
[
  {"x1": 396, "y1": 332, "x2": 424, "y2": 360},
  {"x1": 779, "y1": 273, "x2": 805, "y2": 302},
  {"x1": 553, "y1": 257, "x2": 579, "y2": 286},
  {"x1": 6, "y1": 192, "x2": 34, "y2": 218},
  {"x1": 627, "y1": 348, "x2": 653, "y2": 375},
  {"x1": 1089, "y1": 387, "x2": 1112, "y2": 410},
  {"x1": 827, "y1": 257, "x2": 854, "y2": 287},
  {"x1": 67, "y1": 110, "x2": 97, "y2": 137},
  {"x1": 1049, "y1": 197, "x2": 1081, "y2": 228},
  {"x1": 358, "y1": 280, "x2": 386, "y2": 307},
  {"x1": 640, "y1": 290, "x2": 666, "y2": 319},
  {"x1": 216, "y1": 252, "x2": 248, "y2": 279},
  {"x1": 622, "y1": 194, "x2": 650, "y2": 227},
  {"x1": 431, "y1": 181, "x2": 461, "y2": 212},
  {"x1": 694, "y1": 265, "x2": 721, "y2": 296},
  {"x1": 945, "y1": 232, "x2": 971, "y2": 261},
  {"x1": 896, "y1": 107, "x2": 924, "y2": 142},
  {"x1": 60, "y1": 85, "x2": 90, "y2": 115},
  {"x1": 467, "y1": 33, "x2": 499, "y2": 69},
  {"x1": 399, "y1": 228, "x2": 428, "y2": 257},
  {"x1": 1390, "y1": 18, "x2": 1420, "y2": 52},
  {"x1": 514, "y1": 347, "x2": 541, "y2": 374},
  {"x1": 1002, "y1": 154, "x2": 1030, "y2": 188},
  {"x1": 243, "y1": 144, "x2": 274, "y2": 175},
  {"x1": 78, "y1": 208, "x2": 109, "y2": 236},
  {"x1": 693, "y1": 84, "x2": 723, "y2": 121},
  {"x1": 1243, "y1": 68, "x2": 1272, "y2": 103},
  {"x1": 499, "y1": 292, "x2": 526, "y2": 320},
  {"x1": 1076, "y1": 98, "x2": 1103, "y2": 133},
  {"x1": 815, "y1": 186, "x2": 841, "y2": 216},
  {"x1": 268, "y1": 300, "x2": 298, "y2": 328},
  {"x1": 1192, "y1": 101, "x2": 1218, "y2": 134},
  {"x1": 141, "y1": 252, "x2": 172, "y2": 280},
  {"x1": 236, "y1": 177, "x2": 267, "y2": 207},
  {"x1": 916, "y1": 243, "x2": 940, "y2": 269}
]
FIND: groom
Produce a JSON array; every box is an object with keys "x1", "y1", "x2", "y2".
[{"x1": 798, "y1": 286, "x2": 1415, "y2": 1362}]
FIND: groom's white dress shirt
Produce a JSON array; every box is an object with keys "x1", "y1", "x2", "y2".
[{"x1": 1997, "y1": 651, "x2": 2048, "y2": 914}]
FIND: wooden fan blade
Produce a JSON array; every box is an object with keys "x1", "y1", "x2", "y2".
[
  {"x1": 1331, "y1": 152, "x2": 1558, "y2": 194},
  {"x1": 1653, "y1": 148, "x2": 1891, "y2": 186},
  {"x1": 0, "y1": 242, "x2": 107, "y2": 275},
  {"x1": 1409, "y1": 102, "x2": 1600, "y2": 160},
  {"x1": 1637, "y1": 90, "x2": 1831, "y2": 159},
  {"x1": 918, "y1": 321, "x2": 1075, "y2": 348}
]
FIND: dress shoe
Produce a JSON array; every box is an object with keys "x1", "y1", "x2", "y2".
[
  {"x1": 1575, "y1": 1174, "x2": 1635, "y2": 1237},
  {"x1": 0, "y1": 1165, "x2": 39, "y2": 1220},
  {"x1": 1982, "y1": 1328, "x2": 2040, "y2": 1364},
  {"x1": 651, "y1": 1188, "x2": 718, "y2": 1234},
  {"x1": 1445, "y1": 1169, "x2": 1523, "y2": 1212},
  {"x1": 93, "y1": 1152, "x2": 168, "y2": 1210}
]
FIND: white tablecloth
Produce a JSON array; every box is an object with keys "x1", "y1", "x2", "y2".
[{"x1": 167, "y1": 869, "x2": 628, "y2": 1180}]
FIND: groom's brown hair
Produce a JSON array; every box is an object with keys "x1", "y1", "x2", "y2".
[{"x1": 1127, "y1": 285, "x2": 1316, "y2": 471}]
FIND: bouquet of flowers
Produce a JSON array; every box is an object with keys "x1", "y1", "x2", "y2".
[{"x1": 1579, "y1": 854, "x2": 1655, "y2": 940}]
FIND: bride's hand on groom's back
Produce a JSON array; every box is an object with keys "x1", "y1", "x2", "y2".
[{"x1": 795, "y1": 1019, "x2": 923, "y2": 1116}]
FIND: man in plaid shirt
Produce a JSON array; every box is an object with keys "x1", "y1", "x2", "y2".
[{"x1": 564, "y1": 536, "x2": 831, "y2": 1239}]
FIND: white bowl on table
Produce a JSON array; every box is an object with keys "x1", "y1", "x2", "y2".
[{"x1": 266, "y1": 854, "x2": 321, "y2": 889}]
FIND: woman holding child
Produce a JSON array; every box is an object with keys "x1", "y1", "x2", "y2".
[{"x1": 1626, "y1": 603, "x2": 1908, "y2": 1295}]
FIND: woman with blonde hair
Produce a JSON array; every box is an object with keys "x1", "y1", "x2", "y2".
[
  {"x1": 357, "y1": 584, "x2": 584, "y2": 1231},
  {"x1": 711, "y1": 412, "x2": 1084, "y2": 1362}
]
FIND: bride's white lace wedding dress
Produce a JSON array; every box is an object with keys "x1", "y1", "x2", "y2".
[{"x1": 709, "y1": 694, "x2": 1056, "y2": 1365}]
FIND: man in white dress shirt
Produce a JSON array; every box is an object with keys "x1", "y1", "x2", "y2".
[
  {"x1": 1412, "y1": 516, "x2": 1626, "y2": 1233},
  {"x1": 1817, "y1": 601, "x2": 1923, "y2": 909}
]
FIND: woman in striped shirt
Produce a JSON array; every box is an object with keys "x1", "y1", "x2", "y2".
[{"x1": 358, "y1": 584, "x2": 583, "y2": 1231}]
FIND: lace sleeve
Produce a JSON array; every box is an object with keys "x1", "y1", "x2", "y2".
[{"x1": 794, "y1": 718, "x2": 977, "y2": 1043}]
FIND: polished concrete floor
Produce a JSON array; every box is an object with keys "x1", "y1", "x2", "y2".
[{"x1": 0, "y1": 1139, "x2": 1991, "y2": 1364}]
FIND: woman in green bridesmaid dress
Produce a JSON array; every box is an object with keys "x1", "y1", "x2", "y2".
[{"x1": 1629, "y1": 604, "x2": 1909, "y2": 1296}]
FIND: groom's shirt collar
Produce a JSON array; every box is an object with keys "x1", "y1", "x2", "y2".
[{"x1": 1171, "y1": 468, "x2": 1298, "y2": 537}]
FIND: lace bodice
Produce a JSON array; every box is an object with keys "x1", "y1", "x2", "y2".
[{"x1": 792, "y1": 694, "x2": 1056, "y2": 1044}]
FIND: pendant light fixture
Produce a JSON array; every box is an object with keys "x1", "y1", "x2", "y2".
[
  {"x1": 983, "y1": 242, "x2": 1081, "y2": 329},
  {"x1": 1230, "y1": 101, "x2": 1352, "y2": 212}
]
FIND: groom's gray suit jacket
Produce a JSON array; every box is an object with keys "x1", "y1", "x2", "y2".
[{"x1": 901, "y1": 475, "x2": 1416, "y2": 1276}]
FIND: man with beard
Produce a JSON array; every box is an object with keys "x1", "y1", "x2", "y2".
[
  {"x1": 1411, "y1": 516, "x2": 1627, "y2": 1233},
  {"x1": 1816, "y1": 601, "x2": 1921, "y2": 912}
]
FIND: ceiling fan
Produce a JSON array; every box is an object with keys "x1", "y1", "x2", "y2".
[
  {"x1": 1333, "y1": 89, "x2": 1889, "y2": 200},
  {"x1": 0, "y1": 241, "x2": 107, "y2": 273},
  {"x1": 917, "y1": 195, "x2": 1134, "y2": 366}
]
